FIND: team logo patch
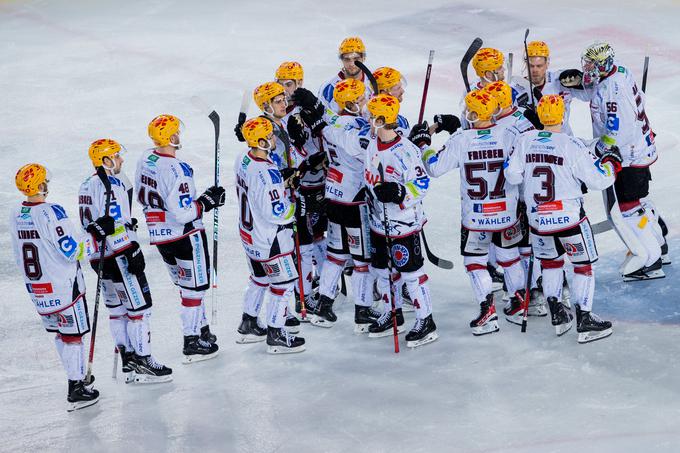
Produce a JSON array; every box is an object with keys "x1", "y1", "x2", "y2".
[
  {"x1": 268, "y1": 169, "x2": 282, "y2": 184},
  {"x1": 179, "y1": 194, "x2": 193, "y2": 208},
  {"x1": 57, "y1": 236, "x2": 78, "y2": 257},
  {"x1": 51, "y1": 205, "x2": 67, "y2": 220},
  {"x1": 503, "y1": 225, "x2": 519, "y2": 241},
  {"x1": 347, "y1": 234, "x2": 360, "y2": 247},
  {"x1": 272, "y1": 201, "x2": 285, "y2": 216},
  {"x1": 564, "y1": 242, "x2": 585, "y2": 256},
  {"x1": 263, "y1": 262, "x2": 281, "y2": 276},
  {"x1": 391, "y1": 244, "x2": 409, "y2": 267},
  {"x1": 178, "y1": 267, "x2": 193, "y2": 279}
]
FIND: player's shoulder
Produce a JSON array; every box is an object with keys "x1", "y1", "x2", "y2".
[
  {"x1": 397, "y1": 114, "x2": 409, "y2": 130},
  {"x1": 320, "y1": 73, "x2": 342, "y2": 103}
]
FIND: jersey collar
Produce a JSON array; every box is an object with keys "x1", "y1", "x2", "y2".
[{"x1": 377, "y1": 135, "x2": 401, "y2": 151}]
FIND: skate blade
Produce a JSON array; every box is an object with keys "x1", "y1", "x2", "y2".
[
  {"x1": 623, "y1": 269, "x2": 665, "y2": 282},
  {"x1": 235, "y1": 334, "x2": 267, "y2": 344},
  {"x1": 182, "y1": 351, "x2": 219, "y2": 364},
  {"x1": 297, "y1": 315, "x2": 312, "y2": 323},
  {"x1": 285, "y1": 326, "x2": 300, "y2": 334},
  {"x1": 528, "y1": 305, "x2": 548, "y2": 317},
  {"x1": 368, "y1": 325, "x2": 405, "y2": 338},
  {"x1": 310, "y1": 316, "x2": 335, "y2": 328},
  {"x1": 123, "y1": 371, "x2": 136, "y2": 384},
  {"x1": 67, "y1": 397, "x2": 99, "y2": 412},
  {"x1": 406, "y1": 331, "x2": 439, "y2": 348},
  {"x1": 133, "y1": 374, "x2": 173, "y2": 384},
  {"x1": 354, "y1": 323, "x2": 371, "y2": 334},
  {"x1": 578, "y1": 328, "x2": 612, "y2": 343},
  {"x1": 662, "y1": 254, "x2": 671, "y2": 266},
  {"x1": 471, "y1": 320, "x2": 499, "y2": 336},
  {"x1": 267, "y1": 344, "x2": 306, "y2": 354},
  {"x1": 504, "y1": 312, "x2": 524, "y2": 326},
  {"x1": 555, "y1": 320, "x2": 573, "y2": 336}
]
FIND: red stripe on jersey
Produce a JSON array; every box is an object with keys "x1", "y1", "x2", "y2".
[
  {"x1": 354, "y1": 265, "x2": 369, "y2": 273},
  {"x1": 181, "y1": 298, "x2": 202, "y2": 307},
  {"x1": 327, "y1": 167, "x2": 344, "y2": 183},
  {"x1": 270, "y1": 287, "x2": 286, "y2": 296},
  {"x1": 541, "y1": 259, "x2": 565, "y2": 269},
  {"x1": 466, "y1": 264, "x2": 487, "y2": 272},
  {"x1": 418, "y1": 274, "x2": 429, "y2": 284},
  {"x1": 497, "y1": 257, "x2": 521, "y2": 268},
  {"x1": 574, "y1": 264, "x2": 593, "y2": 276},
  {"x1": 618, "y1": 200, "x2": 641, "y2": 212},
  {"x1": 326, "y1": 254, "x2": 346, "y2": 266},
  {"x1": 240, "y1": 228, "x2": 253, "y2": 244},
  {"x1": 128, "y1": 314, "x2": 144, "y2": 321}
]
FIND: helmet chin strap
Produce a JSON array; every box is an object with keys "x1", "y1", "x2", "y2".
[
  {"x1": 465, "y1": 110, "x2": 480, "y2": 124},
  {"x1": 370, "y1": 117, "x2": 385, "y2": 129},
  {"x1": 346, "y1": 102, "x2": 361, "y2": 115},
  {"x1": 257, "y1": 138, "x2": 274, "y2": 152}
]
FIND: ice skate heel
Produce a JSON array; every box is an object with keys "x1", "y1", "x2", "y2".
[
  {"x1": 503, "y1": 295, "x2": 525, "y2": 326},
  {"x1": 236, "y1": 313, "x2": 267, "y2": 344},
  {"x1": 67, "y1": 379, "x2": 100, "y2": 412},
  {"x1": 405, "y1": 315, "x2": 438, "y2": 348},
  {"x1": 576, "y1": 307, "x2": 612, "y2": 344},
  {"x1": 368, "y1": 308, "x2": 405, "y2": 338},
  {"x1": 311, "y1": 295, "x2": 337, "y2": 328},
  {"x1": 623, "y1": 258, "x2": 665, "y2": 282},
  {"x1": 266, "y1": 327, "x2": 306, "y2": 354},
  {"x1": 183, "y1": 335, "x2": 219, "y2": 364},
  {"x1": 470, "y1": 295, "x2": 499, "y2": 336},
  {"x1": 354, "y1": 305, "x2": 381, "y2": 334},
  {"x1": 133, "y1": 355, "x2": 173, "y2": 384},
  {"x1": 547, "y1": 296, "x2": 573, "y2": 336}
]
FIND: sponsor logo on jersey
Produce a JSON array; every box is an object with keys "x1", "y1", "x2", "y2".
[
  {"x1": 538, "y1": 216, "x2": 571, "y2": 226},
  {"x1": 58, "y1": 236, "x2": 78, "y2": 257},
  {"x1": 179, "y1": 194, "x2": 193, "y2": 208},
  {"x1": 477, "y1": 130, "x2": 491, "y2": 136},
  {"x1": 502, "y1": 225, "x2": 520, "y2": 241},
  {"x1": 146, "y1": 155, "x2": 158, "y2": 167},
  {"x1": 27, "y1": 282, "x2": 54, "y2": 294},
  {"x1": 21, "y1": 207, "x2": 31, "y2": 214},
  {"x1": 538, "y1": 132, "x2": 552, "y2": 138},
  {"x1": 268, "y1": 168, "x2": 282, "y2": 184},
  {"x1": 51, "y1": 204, "x2": 67, "y2": 220},
  {"x1": 178, "y1": 266, "x2": 193, "y2": 279},
  {"x1": 272, "y1": 201, "x2": 285, "y2": 216},
  {"x1": 239, "y1": 228, "x2": 253, "y2": 244},
  {"x1": 564, "y1": 242, "x2": 585, "y2": 256},
  {"x1": 473, "y1": 201, "x2": 507, "y2": 214},
  {"x1": 606, "y1": 114, "x2": 620, "y2": 131},
  {"x1": 536, "y1": 136, "x2": 552, "y2": 143},
  {"x1": 179, "y1": 162, "x2": 193, "y2": 177},
  {"x1": 145, "y1": 211, "x2": 166, "y2": 223},
  {"x1": 347, "y1": 234, "x2": 360, "y2": 247},
  {"x1": 411, "y1": 177, "x2": 429, "y2": 191},
  {"x1": 364, "y1": 169, "x2": 380, "y2": 186},
  {"x1": 327, "y1": 167, "x2": 344, "y2": 183},
  {"x1": 263, "y1": 261, "x2": 281, "y2": 276},
  {"x1": 242, "y1": 155, "x2": 252, "y2": 170},
  {"x1": 537, "y1": 201, "x2": 563, "y2": 212},
  {"x1": 391, "y1": 244, "x2": 409, "y2": 267}
]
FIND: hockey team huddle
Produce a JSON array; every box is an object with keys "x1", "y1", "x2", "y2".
[{"x1": 10, "y1": 36, "x2": 670, "y2": 411}]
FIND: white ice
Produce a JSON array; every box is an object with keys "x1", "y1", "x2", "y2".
[{"x1": 1, "y1": 0, "x2": 680, "y2": 452}]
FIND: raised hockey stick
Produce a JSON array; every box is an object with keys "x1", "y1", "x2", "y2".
[
  {"x1": 418, "y1": 50, "x2": 435, "y2": 123},
  {"x1": 461, "y1": 38, "x2": 483, "y2": 93},
  {"x1": 208, "y1": 110, "x2": 220, "y2": 324},
  {"x1": 86, "y1": 166, "x2": 113, "y2": 385},
  {"x1": 378, "y1": 163, "x2": 400, "y2": 353},
  {"x1": 523, "y1": 29, "x2": 536, "y2": 107},
  {"x1": 355, "y1": 61, "x2": 379, "y2": 95}
]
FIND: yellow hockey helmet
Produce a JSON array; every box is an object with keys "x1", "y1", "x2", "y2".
[
  {"x1": 275, "y1": 61, "x2": 304, "y2": 81},
  {"x1": 465, "y1": 89, "x2": 500, "y2": 122},
  {"x1": 372, "y1": 67, "x2": 402, "y2": 92},
  {"x1": 253, "y1": 82, "x2": 285, "y2": 111},
  {"x1": 483, "y1": 81, "x2": 513, "y2": 109},
  {"x1": 88, "y1": 138, "x2": 122, "y2": 167},
  {"x1": 333, "y1": 79, "x2": 366, "y2": 109},
  {"x1": 367, "y1": 94, "x2": 400, "y2": 124},
  {"x1": 148, "y1": 114, "x2": 181, "y2": 147},
  {"x1": 472, "y1": 48, "x2": 505, "y2": 78},
  {"x1": 15, "y1": 163, "x2": 49, "y2": 196},
  {"x1": 527, "y1": 40, "x2": 550, "y2": 58},
  {"x1": 242, "y1": 117, "x2": 274, "y2": 148},
  {"x1": 537, "y1": 94, "x2": 565, "y2": 126},
  {"x1": 339, "y1": 36, "x2": 366, "y2": 56}
]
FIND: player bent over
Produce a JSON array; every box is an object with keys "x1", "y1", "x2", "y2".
[
  {"x1": 135, "y1": 114, "x2": 224, "y2": 363},
  {"x1": 235, "y1": 117, "x2": 306, "y2": 353},
  {"x1": 417, "y1": 90, "x2": 525, "y2": 335},
  {"x1": 505, "y1": 95, "x2": 617, "y2": 343},
  {"x1": 11, "y1": 164, "x2": 109, "y2": 410},
  {"x1": 79, "y1": 139, "x2": 171, "y2": 383}
]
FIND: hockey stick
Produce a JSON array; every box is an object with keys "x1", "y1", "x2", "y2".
[
  {"x1": 420, "y1": 230, "x2": 454, "y2": 269},
  {"x1": 355, "y1": 61, "x2": 379, "y2": 95},
  {"x1": 461, "y1": 38, "x2": 483, "y2": 93},
  {"x1": 86, "y1": 166, "x2": 113, "y2": 385},
  {"x1": 508, "y1": 52, "x2": 514, "y2": 81},
  {"x1": 417, "y1": 50, "x2": 435, "y2": 123},
  {"x1": 520, "y1": 254, "x2": 534, "y2": 333},
  {"x1": 208, "y1": 110, "x2": 220, "y2": 325},
  {"x1": 523, "y1": 29, "x2": 536, "y2": 107},
  {"x1": 642, "y1": 56, "x2": 650, "y2": 93},
  {"x1": 378, "y1": 163, "x2": 400, "y2": 353}
]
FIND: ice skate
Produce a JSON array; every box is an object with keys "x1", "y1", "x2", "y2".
[
  {"x1": 133, "y1": 355, "x2": 173, "y2": 384},
  {"x1": 488, "y1": 264, "x2": 504, "y2": 292},
  {"x1": 285, "y1": 313, "x2": 301, "y2": 334},
  {"x1": 311, "y1": 295, "x2": 337, "y2": 328},
  {"x1": 266, "y1": 326, "x2": 306, "y2": 354},
  {"x1": 368, "y1": 308, "x2": 405, "y2": 338},
  {"x1": 236, "y1": 313, "x2": 267, "y2": 344},
  {"x1": 67, "y1": 379, "x2": 100, "y2": 412},
  {"x1": 405, "y1": 315, "x2": 438, "y2": 348},
  {"x1": 372, "y1": 280, "x2": 382, "y2": 302},
  {"x1": 296, "y1": 294, "x2": 318, "y2": 323},
  {"x1": 200, "y1": 325, "x2": 217, "y2": 344},
  {"x1": 547, "y1": 296, "x2": 573, "y2": 336},
  {"x1": 354, "y1": 305, "x2": 381, "y2": 334},
  {"x1": 576, "y1": 306, "x2": 612, "y2": 343},
  {"x1": 528, "y1": 288, "x2": 548, "y2": 316},
  {"x1": 661, "y1": 241, "x2": 671, "y2": 265},
  {"x1": 503, "y1": 294, "x2": 524, "y2": 326},
  {"x1": 183, "y1": 335, "x2": 219, "y2": 364},
  {"x1": 623, "y1": 258, "x2": 665, "y2": 282},
  {"x1": 117, "y1": 345, "x2": 136, "y2": 384},
  {"x1": 470, "y1": 295, "x2": 499, "y2": 336}
]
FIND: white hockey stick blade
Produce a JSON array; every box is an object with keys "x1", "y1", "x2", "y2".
[
  {"x1": 190, "y1": 95, "x2": 215, "y2": 116},
  {"x1": 508, "y1": 52, "x2": 514, "y2": 81},
  {"x1": 239, "y1": 89, "x2": 250, "y2": 115}
]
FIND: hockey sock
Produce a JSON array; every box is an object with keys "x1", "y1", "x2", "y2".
[
  {"x1": 300, "y1": 244, "x2": 314, "y2": 300},
  {"x1": 488, "y1": 244, "x2": 498, "y2": 268},
  {"x1": 350, "y1": 262, "x2": 372, "y2": 307},
  {"x1": 496, "y1": 248, "x2": 524, "y2": 295},
  {"x1": 392, "y1": 273, "x2": 404, "y2": 309},
  {"x1": 540, "y1": 259, "x2": 565, "y2": 300},
  {"x1": 464, "y1": 255, "x2": 493, "y2": 303},
  {"x1": 622, "y1": 204, "x2": 661, "y2": 266},
  {"x1": 180, "y1": 290, "x2": 205, "y2": 336},
  {"x1": 402, "y1": 271, "x2": 432, "y2": 319},
  {"x1": 319, "y1": 254, "x2": 346, "y2": 298},
  {"x1": 54, "y1": 334, "x2": 64, "y2": 358},
  {"x1": 59, "y1": 335, "x2": 85, "y2": 381},
  {"x1": 267, "y1": 284, "x2": 293, "y2": 328},
  {"x1": 107, "y1": 303, "x2": 131, "y2": 350},
  {"x1": 243, "y1": 276, "x2": 269, "y2": 317},
  {"x1": 372, "y1": 267, "x2": 392, "y2": 312},
  {"x1": 572, "y1": 264, "x2": 595, "y2": 311},
  {"x1": 127, "y1": 310, "x2": 152, "y2": 356}
]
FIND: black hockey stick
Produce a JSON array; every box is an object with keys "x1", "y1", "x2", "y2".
[
  {"x1": 520, "y1": 254, "x2": 534, "y2": 333},
  {"x1": 208, "y1": 110, "x2": 221, "y2": 324},
  {"x1": 355, "y1": 61, "x2": 379, "y2": 95},
  {"x1": 642, "y1": 56, "x2": 650, "y2": 92},
  {"x1": 461, "y1": 38, "x2": 483, "y2": 93},
  {"x1": 420, "y1": 230, "x2": 454, "y2": 269},
  {"x1": 86, "y1": 166, "x2": 113, "y2": 384},
  {"x1": 523, "y1": 29, "x2": 536, "y2": 107}
]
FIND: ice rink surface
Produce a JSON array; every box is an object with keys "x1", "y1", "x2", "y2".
[{"x1": 1, "y1": 0, "x2": 680, "y2": 452}]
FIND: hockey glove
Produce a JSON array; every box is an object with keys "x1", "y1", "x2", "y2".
[
  {"x1": 373, "y1": 182, "x2": 406, "y2": 204},
  {"x1": 600, "y1": 145, "x2": 623, "y2": 175},
  {"x1": 300, "y1": 108, "x2": 327, "y2": 137},
  {"x1": 516, "y1": 92, "x2": 530, "y2": 108},
  {"x1": 287, "y1": 115, "x2": 309, "y2": 149},
  {"x1": 86, "y1": 215, "x2": 115, "y2": 241},
  {"x1": 408, "y1": 122, "x2": 432, "y2": 147},
  {"x1": 296, "y1": 196, "x2": 307, "y2": 217},
  {"x1": 124, "y1": 242, "x2": 145, "y2": 275},
  {"x1": 281, "y1": 167, "x2": 301, "y2": 190},
  {"x1": 432, "y1": 114, "x2": 462, "y2": 135},
  {"x1": 234, "y1": 112, "x2": 246, "y2": 142},
  {"x1": 522, "y1": 106, "x2": 544, "y2": 130},
  {"x1": 197, "y1": 185, "x2": 226, "y2": 213},
  {"x1": 559, "y1": 69, "x2": 584, "y2": 89},
  {"x1": 292, "y1": 88, "x2": 324, "y2": 117}
]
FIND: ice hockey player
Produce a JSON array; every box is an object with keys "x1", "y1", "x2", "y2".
[
  {"x1": 509, "y1": 40, "x2": 580, "y2": 135},
  {"x1": 561, "y1": 42, "x2": 667, "y2": 279},
  {"x1": 11, "y1": 163, "x2": 104, "y2": 410},
  {"x1": 318, "y1": 36, "x2": 374, "y2": 113},
  {"x1": 235, "y1": 117, "x2": 306, "y2": 353},
  {"x1": 372, "y1": 66, "x2": 411, "y2": 135},
  {"x1": 505, "y1": 94, "x2": 616, "y2": 343},
  {"x1": 360, "y1": 94, "x2": 437, "y2": 348},
  {"x1": 135, "y1": 114, "x2": 223, "y2": 363},
  {"x1": 79, "y1": 139, "x2": 172, "y2": 383},
  {"x1": 417, "y1": 90, "x2": 525, "y2": 334}
]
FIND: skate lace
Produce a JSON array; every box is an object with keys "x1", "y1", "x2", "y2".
[
  {"x1": 413, "y1": 317, "x2": 425, "y2": 333},
  {"x1": 146, "y1": 356, "x2": 165, "y2": 370},
  {"x1": 587, "y1": 312, "x2": 604, "y2": 323},
  {"x1": 376, "y1": 310, "x2": 391, "y2": 326},
  {"x1": 283, "y1": 329, "x2": 296, "y2": 346}
]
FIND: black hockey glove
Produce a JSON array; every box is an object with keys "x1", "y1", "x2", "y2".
[
  {"x1": 300, "y1": 108, "x2": 327, "y2": 137},
  {"x1": 559, "y1": 69, "x2": 584, "y2": 89},
  {"x1": 516, "y1": 92, "x2": 529, "y2": 108},
  {"x1": 126, "y1": 217, "x2": 138, "y2": 232},
  {"x1": 124, "y1": 242, "x2": 145, "y2": 275},
  {"x1": 86, "y1": 215, "x2": 115, "y2": 241},
  {"x1": 373, "y1": 182, "x2": 406, "y2": 204},
  {"x1": 234, "y1": 112, "x2": 246, "y2": 142},
  {"x1": 408, "y1": 122, "x2": 432, "y2": 147},
  {"x1": 522, "y1": 106, "x2": 544, "y2": 130},
  {"x1": 296, "y1": 195, "x2": 307, "y2": 217},
  {"x1": 432, "y1": 114, "x2": 462, "y2": 135},
  {"x1": 600, "y1": 145, "x2": 623, "y2": 175},
  {"x1": 281, "y1": 167, "x2": 301, "y2": 190},
  {"x1": 303, "y1": 189, "x2": 325, "y2": 214},
  {"x1": 197, "y1": 185, "x2": 226, "y2": 213},
  {"x1": 292, "y1": 88, "x2": 324, "y2": 117},
  {"x1": 287, "y1": 115, "x2": 309, "y2": 149},
  {"x1": 307, "y1": 151, "x2": 327, "y2": 170}
]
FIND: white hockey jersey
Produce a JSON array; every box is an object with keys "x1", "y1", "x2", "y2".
[
  {"x1": 319, "y1": 71, "x2": 373, "y2": 114},
  {"x1": 364, "y1": 136, "x2": 429, "y2": 238},
  {"x1": 422, "y1": 125, "x2": 519, "y2": 232},
  {"x1": 10, "y1": 202, "x2": 93, "y2": 315},
  {"x1": 234, "y1": 150, "x2": 296, "y2": 260},
  {"x1": 135, "y1": 151, "x2": 204, "y2": 245},
  {"x1": 588, "y1": 64, "x2": 657, "y2": 167},
  {"x1": 505, "y1": 130, "x2": 616, "y2": 233},
  {"x1": 78, "y1": 172, "x2": 137, "y2": 259}
]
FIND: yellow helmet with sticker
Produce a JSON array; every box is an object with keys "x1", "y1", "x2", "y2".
[
  {"x1": 88, "y1": 138, "x2": 122, "y2": 167},
  {"x1": 373, "y1": 67, "x2": 402, "y2": 92},
  {"x1": 253, "y1": 82, "x2": 285, "y2": 111},
  {"x1": 333, "y1": 79, "x2": 366, "y2": 110},
  {"x1": 275, "y1": 61, "x2": 304, "y2": 81},
  {"x1": 15, "y1": 163, "x2": 49, "y2": 196},
  {"x1": 465, "y1": 89, "x2": 499, "y2": 122},
  {"x1": 367, "y1": 94, "x2": 400, "y2": 124},
  {"x1": 527, "y1": 40, "x2": 550, "y2": 58},
  {"x1": 537, "y1": 94, "x2": 565, "y2": 126},
  {"x1": 339, "y1": 36, "x2": 366, "y2": 56},
  {"x1": 148, "y1": 114, "x2": 181, "y2": 147},
  {"x1": 472, "y1": 47, "x2": 504, "y2": 78},
  {"x1": 484, "y1": 81, "x2": 513, "y2": 110},
  {"x1": 242, "y1": 117, "x2": 274, "y2": 148}
]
